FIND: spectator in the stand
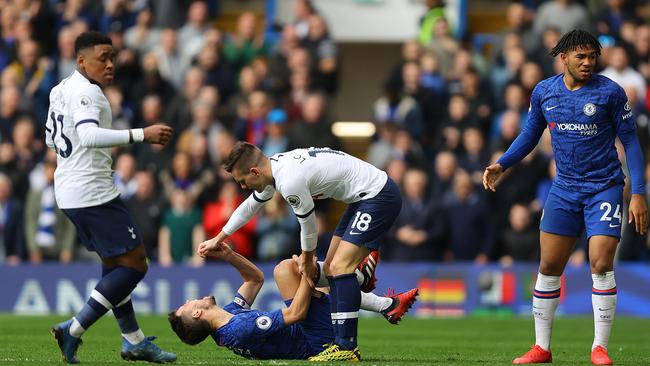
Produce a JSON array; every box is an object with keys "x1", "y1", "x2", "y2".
[
  {"x1": 196, "y1": 42, "x2": 236, "y2": 102},
  {"x1": 293, "y1": 0, "x2": 317, "y2": 41},
  {"x1": 256, "y1": 193, "x2": 299, "y2": 260},
  {"x1": 262, "y1": 108, "x2": 289, "y2": 157},
  {"x1": 419, "y1": 51, "x2": 446, "y2": 96},
  {"x1": 418, "y1": 0, "x2": 446, "y2": 46},
  {"x1": 386, "y1": 158, "x2": 408, "y2": 187},
  {"x1": 269, "y1": 25, "x2": 300, "y2": 98},
  {"x1": 533, "y1": 0, "x2": 590, "y2": 37},
  {"x1": 460, "y1": 127, "x2": 489, "y2": 186},
  {"x1": 430, "y1": 150, "x2": 457, "y2": 204},
  {"x1": 54, "y1": 26, "x2": 77, "y2": 82},
  {"x1": 520, "y1": 62, "x2": 544, "y2": 104},
  {"x1": 499, "y1": 203, "x2": 539, "y2": 265},
  {"x1": 0, "y1": 173, "x2": 25, "y2": 265},
  {"x1": 203, "y1": 181, "x2": 257, "y2": 259},
  {"x1": 104, "y1": 85, "x2": 133, "y2": 131},
  {"x1": 131, "y1": 53, "x2": 176, "y2": 118},
  {"x1": 491, "y1": 82, "x2": 528, "y2": 139},
  {"x1": 234, "y1": 90, "x2": 270, "y2": 147},
  {"x1": 443, "y1": 169, "x2": 492, "y2": 263},
  {"x1": 425, "y1": 17, "x2": 458, "y2": 78},
  {"x1": 403, "y1": 61, "x2": 443, "y2": 140},
  {"x1": 595, "y1": 0, "x2": 634, "y2": 37},
  {"x1": 153, "y1": 28, "x2": 187, "y2": 90},
  {"x1": 124, "y1": 6, "x2": 160, "y2": 56},
  {"x1": 113, "y1": 153, "x2": 138, "y2": 199},
  {"x1": 491, "y1": 46, "x2": 527, "y2": 105},
  {"x1": 10, "y1": 116, "x2": 39, "y2": 201},
  {"x1": 166, "y1": 67, "x2": 205, "y2": 132},
  {"x1": 436, "y1": 94, "x2": 473, "y2": 153},
  {"x1": 367, "y1": 123, "x2": 399, "y2": 170},
  {"x1": 373, "y1": 79, "x2": 423, "y2": 140},
  {"x1": 223, "y1": 11, "x2": 268, "y2": 75},
  {"x1": 460, "y1": 67, "x2": 492, "y2": 134},
  {"x1": 178, "y1": 0, "x2": 210, "y2": 53},
  {"x1": 158, "y1": 189, "x2": 204, "y2": 267},
  {"x1": 225, "y1": 65, "x2": 260, "y2": 126},
  {"x1": 178, "y1": 87, "x2": 223, "y2": 152},
  {"x1": 493, "y1": 2, "x2": 538, "y2": 58},
  {"x1": 600, "y1": 46, "x2": 646, "y2": 106},
  {"x1": 125, "y1": 171, "x2": 164, "y2": 260},
  {"x1": 531, "y1": 27, "x2": 562, "y2": 78},
  {"x1": 394, "y1": 128, "x2": 427, "y2": 168},
  {"x1": 302, "y1": 14, "x2": 338, "y2": 94},
  {"x1": 25, "y1": 157, "x2": 76, "y2": 264},
  {"x1": 629, "y1": 24, "x2": 650, "y2": 80},
  {"x1": 387, "y1": 168, "x2": 442, "y2": 261},
  {"x1": 531, "y1": 159, "x2": 556, "y2": 213},
  {"x1": 284, "y1": 67, "x2": 311, "y2": 123},
  {"x1": 0, "y1": 86, "x2": 22, "y2": 142},
  {"x1": 55, "y1": 0, "x2": 96, "y2": 32},
  {"x1": 387, "y1": 40, "x2": 422, "y2": 91},
  {"x1": 490, "y1": 110, "x2": 521, "y2": 152},
  {"x1": 287, "y1": 92, "x2": 340, "y2": 150},
  {"x1": 0, "y1": 4, "x2": 18, "y2": 71},
  {"x1": 8, "y1": 39, "x2": 54, "y2": 123}
]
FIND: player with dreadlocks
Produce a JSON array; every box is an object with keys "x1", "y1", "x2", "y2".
[{"x1": 484, "y1": 29, "x2": 647, "y2": 365}]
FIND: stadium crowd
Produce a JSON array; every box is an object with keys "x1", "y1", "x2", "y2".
[{"x1": 0, "y1": 0, "x2": 649, "y2": 266}]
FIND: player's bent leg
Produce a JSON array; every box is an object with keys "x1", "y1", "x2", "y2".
[
  {"x1": 274, "y1": 259, "x2": 302, "y2": 300},
  {"x1": 588, "y1": 235, "x2": 618, "y2": 364},
  {"x1": 356, "y1": 251, "x2": 379, "y2": 292},
  {"x1": 379, "y1": 288, "x2": 419, "y2": 324}
]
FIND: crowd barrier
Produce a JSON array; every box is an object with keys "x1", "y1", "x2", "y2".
[{"x1": 2, "y1": 263, "x2": 649, "y2": 316}]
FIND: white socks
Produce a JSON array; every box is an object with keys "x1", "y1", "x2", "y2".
[
  {"x1": 122, "y1": 329, "x2": 146, "y2": 345},
  {"x1": 532, "y1": 273, "x2": 561, "y2": 351},
  {"x1": 69, "y1": 317, "x2": 85, "y2": 338},
  {"x1": 592, "y1": 271, "x2": 616, "y2": 350},
  {"x1": 360, "y1": 291, "x2": 393, "y2": 313}
]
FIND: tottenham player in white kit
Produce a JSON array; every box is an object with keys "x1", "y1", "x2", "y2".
[
  {"x1": 48, "y1": 32, "x2": 176, "y2": 363},
  {"x1": 197, "y1": 142, "x2": 402, "y2": 361}
]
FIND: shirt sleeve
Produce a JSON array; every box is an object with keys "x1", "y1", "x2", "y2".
[
  {"x1": 223, "y1": 293, "x2": 252, "y2": 314},
  {"x1": 497, "y1": 83, "x2": 548, "y2": 170},
  {"x1": 222, "y1": 185, "x2": 275, "y2": 235},
  {"x1": 282, "y1": 178, "x2": 318, "y2": 252},
  {"x1": 71, "y1": 85, "x2": 131, "y2": 148},
  {"x1": 611, "y1": 86, "x2": 646, "y2": 194}
]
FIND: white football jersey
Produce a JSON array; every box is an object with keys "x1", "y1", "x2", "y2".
[
  {"x1": 46, "y1": 70, "x2": 119, "y2": 209},
  {"x1": 257, "y1": 147, "x2": 388, "y2": 216}
]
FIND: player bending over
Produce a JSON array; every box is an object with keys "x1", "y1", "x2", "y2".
[
  {"x1": 198, "y1": 142, "x2": 403, "y2": 361},
  {"x1": 169, "y1": 242, "x2": 418, "y2": 360}
]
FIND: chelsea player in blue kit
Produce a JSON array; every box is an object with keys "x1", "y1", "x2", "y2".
[
  {"x1": 483, "y1": 30, "x2": 648, "y2": 365},
  {"x1": 168, "y1": 242, "x2": 417, "y2": 360}
]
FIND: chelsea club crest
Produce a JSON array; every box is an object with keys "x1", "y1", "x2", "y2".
[{"x1": 583, "y1": 103, "x2": 596, "y2": 116}]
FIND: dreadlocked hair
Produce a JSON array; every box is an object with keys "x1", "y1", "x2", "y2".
[{"x1": 549, "y1": 29, "x2": 601, "y2": 57}]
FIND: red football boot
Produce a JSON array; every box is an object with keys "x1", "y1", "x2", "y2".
[
  {"x1": 591, "y1": 346, "x2": 613, "y2": 365},
  {"x1": 381, "y1": 288, "x2": 419, "y2": 324},
  {"x1": 512, "y1": 345, "x2": 552, "y2": 364},
  {"x1": 357, "y1": 251, "x2": 380, "y2": 293}
]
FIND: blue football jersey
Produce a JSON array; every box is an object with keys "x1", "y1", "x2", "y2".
[
  {"x1": 498, "y1": 74, "x2": 645, "y2": 194},
  {"x1": 210, "y1": 295, "x2": 309, "y2": 360}
]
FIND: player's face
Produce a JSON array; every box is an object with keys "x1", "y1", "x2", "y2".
[
  {"x1": 562, "y1": 46, "x2": 598, "y2": 83},
  {"x1": 175, "y1": 296, "x2": 217, "y2": 317},
  {"x1": 78, "y1": 44, "x2": 115, "y2": 86},
  {"x1": 232, "y1": 168, "x2": 265, "y2": 192}
]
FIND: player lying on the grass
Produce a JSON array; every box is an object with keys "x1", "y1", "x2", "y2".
[{"x1": 168, "y1": 242, "x2": 418, "y2": 360}]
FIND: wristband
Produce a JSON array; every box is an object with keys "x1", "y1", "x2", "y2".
[{"x1": 130, "y1": 128, "x2": 145, "y2": 143}]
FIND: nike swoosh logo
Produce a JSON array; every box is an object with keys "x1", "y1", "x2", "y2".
[
  {"x1": 598, "y1": 307, "x2": 613, "y2": 311},
  {"x1": 609, "y1": 223, "x2": 621, "y2": 228},
  {"x1": 349, "y1": 231, "x2": 362, "y2": 235},
  {"x1": 546, "y1": 106, "x2": 558, "y2": 111}
]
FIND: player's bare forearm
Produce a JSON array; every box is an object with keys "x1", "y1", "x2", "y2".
[{"x1": 281, "y1": 273, "x2": 312, "y2": 326}]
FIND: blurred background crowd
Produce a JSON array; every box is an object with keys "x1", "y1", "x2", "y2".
[{"x1": 0, "y1": 0, "x2": 649, "y2": 267}]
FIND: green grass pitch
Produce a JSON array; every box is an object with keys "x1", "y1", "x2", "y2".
[{"x1": 0, "y1": 314, "x2": 648, "y2": 365}]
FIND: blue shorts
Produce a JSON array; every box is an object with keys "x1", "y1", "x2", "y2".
[
  {"x1": 285, "y1": 294, "x2": 334, "y2": 357},
  {"x1": 333, "y1": 178, "x2": 402, "y2": 250},
  {"x1": 62, "y1": 197, "x2": 142, "y2": 258},
  {"x1": 540, "y1": 183, "x2": 624, "y2": 239}
]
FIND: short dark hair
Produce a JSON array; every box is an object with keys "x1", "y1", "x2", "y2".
[
  {"x1": 550, "y1": 29, "x2": 601, "y2": 57},
  {"x1": 167, "y1": 311, "x2": 212, "y2": 345},
  {"x1": 74, "y1": 31, "x2": 112, "y2": 57},
  {"x1": 223, "y1": 141, "x2": 263, "y2": 173}
]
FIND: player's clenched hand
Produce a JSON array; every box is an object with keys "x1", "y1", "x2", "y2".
[
  {"x1": 143, "y1": 124, "x2": 173, "y2": 145},
  {"x1": 197, "y1": 238, "x2": 231, "y2": 259},
  {"x1": 482, "y1": 163, "x2": 503, "y2": 192},
  {"x1": 294, "y1": 253, "x2": 317, "y2": 288},
  {"x1": 628, "y1": 194, "x2": 648, "y2": 235}
]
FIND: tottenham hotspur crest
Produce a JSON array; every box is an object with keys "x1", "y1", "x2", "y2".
[
  {"x1": 127, "y1": 226, "x2": 136, "y2": 239},
  {"x1": 583, "y1": 103, "x2": 596, "y2": 116}
]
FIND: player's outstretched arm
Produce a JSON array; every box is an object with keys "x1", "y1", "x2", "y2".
[
  {"x1": 203, "y1": 242, "x2": 264, "y2": 306},
  {"x1": 482, "y1": 163, "x2": 503, "y2": 192}
]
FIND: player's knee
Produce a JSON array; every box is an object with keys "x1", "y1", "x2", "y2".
[
  {"x1": 539, "y1": 261, "x2": 563, "y2": 276},
  {"x1": 590, "y1": 259, "x2": 613, "y2": 274},
  {"x1": 328, "y1": 258, "x2": 355, "y2": 276},
  {"x1": 273, "y1": 259, "x2": 296, "y2": 281}
]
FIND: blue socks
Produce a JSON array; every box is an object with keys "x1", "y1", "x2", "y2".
[
  {"x1": 330, "y1": 273, "x2": 360, "y2": 350},
  {"x1": 70, "y1": 266, "x2": 145, "y2": 337}
]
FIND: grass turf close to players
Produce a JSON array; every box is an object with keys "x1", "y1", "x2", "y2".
[{"x1": 0, "y1": 314, "x2": 648, "y2": 365}]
